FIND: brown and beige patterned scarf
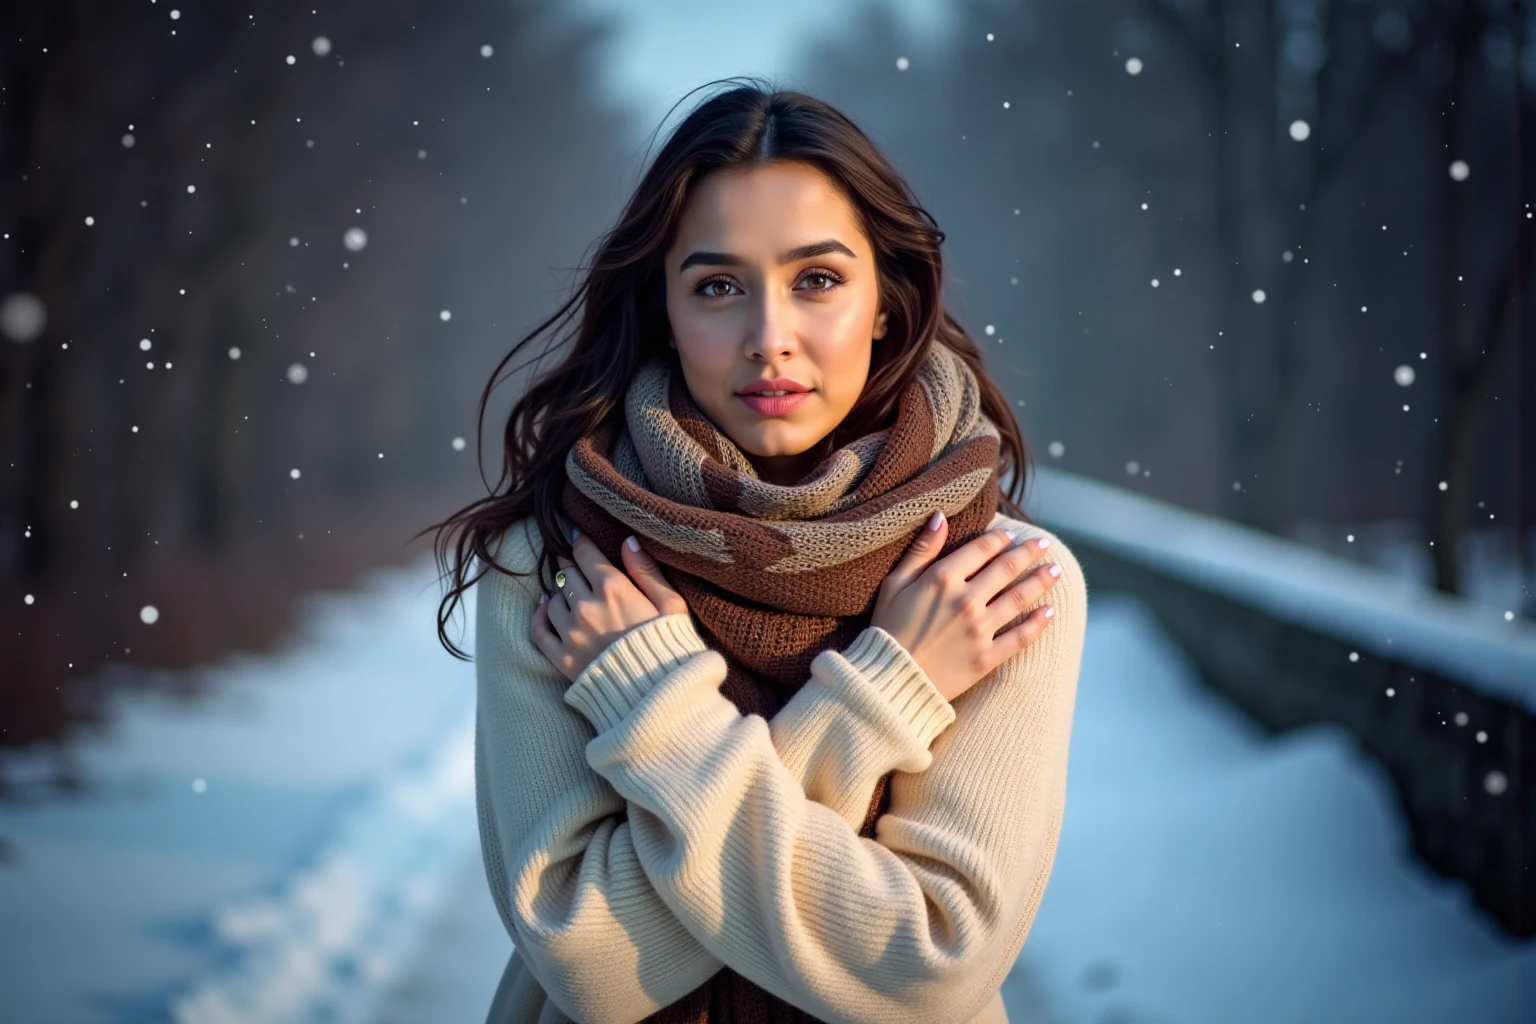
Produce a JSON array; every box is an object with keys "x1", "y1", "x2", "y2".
[{"x1": 561, "y1": 340, "x2": 1001, "y2": 1023}]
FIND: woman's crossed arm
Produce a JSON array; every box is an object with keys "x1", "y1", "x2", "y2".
[
  {"x1": 477, "y1": 515, "x2": 1086, "y2": 1023},
  {"x1": 476, "y1": 521, "x2": 1000, "y2": 1022}
]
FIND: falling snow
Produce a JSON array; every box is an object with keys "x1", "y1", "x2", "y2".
[{"x1": 1, "y1": 292, "x2": 47, "y2": 342}]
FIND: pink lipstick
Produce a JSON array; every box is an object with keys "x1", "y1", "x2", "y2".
[{"x1": 735, "y1": 376, "x2": 811, "y2": 416}]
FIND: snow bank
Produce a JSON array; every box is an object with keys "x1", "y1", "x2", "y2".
[
  {"x1": 0, "y1": 554, "x2": 478, "y2": 1023},
  {"x1": 1027, "y1": 466, "x2": 1536, "y2": 711},
  {"x1": 168, "y1": 714, "x2": 475, "y2": 1024},
  {"x1": 1005, "y1": 593, "x2": 1536, "y2": 1024}
]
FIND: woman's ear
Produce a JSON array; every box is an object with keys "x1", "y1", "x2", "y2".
[{"x1": 874, "y1": 312, "x2": 889, "y2": 340}]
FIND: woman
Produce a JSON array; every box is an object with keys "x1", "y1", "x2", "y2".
[{"x1": 427, "y1": 80, "x2": 1087, "y2": 1024}]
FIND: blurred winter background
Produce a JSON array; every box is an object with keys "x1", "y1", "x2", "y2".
[{"x1": 1, "y1": 1, "x2": 1533, "y2": 1022}]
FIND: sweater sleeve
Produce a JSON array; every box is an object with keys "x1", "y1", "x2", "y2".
[
  {"x1": 563, "y1": 523, "x2": 1087, "y2": 1024},
  {"x1": 473, "y1": 523, "x2": 961, "y2": 1024}
]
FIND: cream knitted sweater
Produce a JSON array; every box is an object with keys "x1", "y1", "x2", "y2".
[{"x1": 474, "y1": 511, "x2": 1087, "y2": 1024}]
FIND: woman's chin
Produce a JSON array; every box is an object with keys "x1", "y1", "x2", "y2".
[{"x1": 731, "y1": 431, "x2": 818, "y2": 459}]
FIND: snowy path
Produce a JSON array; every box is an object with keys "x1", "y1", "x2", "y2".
[
  {"x1": 379, "y1": 588, "x2": 1535, "y2": 1023},
  {"x1": 2, "y1": 557, "x2": 1530, "y2": 1023},
  {"x1": 1001, "y1": 593, "x2": 1532, "y2": 1024},
  {"x1": 0, "y1": 556, "x2": 481, "y2": 1024}
]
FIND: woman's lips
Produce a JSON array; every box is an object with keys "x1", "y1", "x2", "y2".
[
  {"x1": 734, "y1": 379, "x2": 811, "y2": 414},
  {"x1": 736, "y1": 391, "x2": 811, "y2": 415}
]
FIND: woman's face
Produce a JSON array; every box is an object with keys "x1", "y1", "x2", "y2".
[{"x1": 663, "y1": 160, "x2": 888, "y2": 485}]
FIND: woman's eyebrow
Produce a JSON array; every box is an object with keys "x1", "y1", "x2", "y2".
[{"x1": 678, "y1": 238, "x2": 856, "y2": 272}]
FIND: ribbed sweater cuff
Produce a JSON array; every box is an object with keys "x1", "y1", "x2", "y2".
[
  {"x1": 839, "y1": 626, "x2": 956, "y2": 750},
  {"x1": 564, "y1": 613, "x2": 710, "y2": 733}
]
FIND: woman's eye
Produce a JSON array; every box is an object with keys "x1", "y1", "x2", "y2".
[
  {"x1": 697, "y1": 278, "x2": 738, "y2": 298},
  {"x1": 694, "y1": 271, "x2": 844, "y2": 299}
]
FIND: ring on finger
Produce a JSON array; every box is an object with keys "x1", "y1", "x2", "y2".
[
  {"x1": 552, "y1": 563, "x2": 585, "y2": 603},
  {"x1": 552, "y1": 568, "x2": 577, "y2": 601}
]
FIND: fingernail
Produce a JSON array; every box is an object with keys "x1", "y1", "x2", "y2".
[
  {"x1": 538, "y1": 593, "x2": 548, "y2": 605},
  {"x1": 927, "y1": 510, "x2": 944, "y2": 531},
  {"x1": 1042, "y1": 604, "x2": 1056, "y2": 619},
  {"x1": 1047, "y1": 563, "x2": 1062, "y2": 577},
  {"x1": 1006, "y1": 529, "x2": 1023, "y2": 545},
  {"x1": 570, "y1": 527, "x2": 580, "y2": 542},
  {"x1": 1035, "y1": 536, "x2": 1051, "y2": 550},
  {"x1": 625, "y1": 535, "x2": 640, "y2": 552}
]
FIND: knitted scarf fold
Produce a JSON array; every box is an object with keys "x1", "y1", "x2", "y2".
[{"x1": 561, "y1": 341, "x2": 1001, "y2": 1024}]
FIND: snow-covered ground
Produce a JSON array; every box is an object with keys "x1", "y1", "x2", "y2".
[
  {"x1": 2, "y1": 539, "x2": 1531, "y2": 1023},
  {"x1": 1006, "y1": 592, "x2": 1533, "y2": 1024},
  {"x1": 380, "y1": 584, "x2": 1536, "y2": 1024},
  {"x1": 0, "y1": 560, "x2": 481, "y2": 1024}
]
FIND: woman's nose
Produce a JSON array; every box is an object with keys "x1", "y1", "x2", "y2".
[{"x1": 743, "y1": 296, "x2": 798, "y2": 360}]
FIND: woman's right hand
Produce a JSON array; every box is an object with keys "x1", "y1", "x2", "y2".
[{"x1": 870, "y1": 511, "x2": 1061, "y2": 702}]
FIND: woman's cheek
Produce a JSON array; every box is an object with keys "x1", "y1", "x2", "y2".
[
  {"x1": 676, "y1": 345, "x2": 734, "y2": 422},
  {"x1": 825, "y1": 352, "x2": 868, "y2": 421}
]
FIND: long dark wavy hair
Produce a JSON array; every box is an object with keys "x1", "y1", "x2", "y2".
[{"x1": 419, "y1": 78, "x2": 1035, "y2": 660}]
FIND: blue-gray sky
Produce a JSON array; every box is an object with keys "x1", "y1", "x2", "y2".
[{"x1": 565, "y1": 0, "x2": 991, "y2": 129}]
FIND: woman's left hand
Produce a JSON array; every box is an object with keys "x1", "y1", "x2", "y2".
[{"x1": 530, "y1": 529, "x2": 690, "y2": 682}]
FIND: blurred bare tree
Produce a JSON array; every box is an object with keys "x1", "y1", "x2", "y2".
[
  {"x1": 798, "y1": 0, "x2": 1533, "y2": 607},
  {"x1": 0, "y1": 0, "x2": 636, "y2": 754}
]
